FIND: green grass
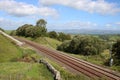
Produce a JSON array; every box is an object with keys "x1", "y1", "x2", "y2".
[
  {"x1": 111, "y1": 66, "x2": 120, "y2": 72},
  {"x1": 0, "y1": 34, "x2": 22, "y2": 62},
  {"x1": 0, "y1": 34, "x2": 54, "y2": 80},
  {"x1": 69, "y1": 50, "x2": 110, "y2": 66},
  {"x1": 45, "y1": 58, "x2": 91, "y2": 80},
  {"x1": 0, "y1": 62, "x2": 54, "y2": 80},
  {"x1": 4, "y1": 30, "x2": 12, "y2": 34},
  {"x1": 63, "y1": 50, "x2": 120, "y2": 72},
  {"x1": 27, "y1": 37, "x2": 62, "y2": 49}
]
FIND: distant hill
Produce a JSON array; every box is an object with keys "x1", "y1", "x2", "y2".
[{"x1": 48, "y1": 29, "x2": 120, "y2": 34}]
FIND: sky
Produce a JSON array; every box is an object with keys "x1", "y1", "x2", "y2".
[{"x1": 0, "y1": 0, "x2": 120, "y2": 30}]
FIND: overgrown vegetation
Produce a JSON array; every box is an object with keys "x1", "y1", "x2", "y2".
[
  {"x1": 48, "y1": 31, "x2": 71, "y2": 42},
  {"x1": 112, "y1": 40, "x2": 120, "y2": 65},
  {"x1": 57, "y1": 35, "x2": 108, "y2": 55}
]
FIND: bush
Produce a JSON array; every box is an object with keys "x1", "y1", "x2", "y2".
[
  {"x1": 48, "y1": 31, "x2": 58, "y2": 39},
  {"x1": 10, "y1": 30, "x2": 16, "y2": 36},
  {"x1": 58, "y1": 32, "x2": 71, "y2": 41},
  {"x1": 57, "y1": 35, "x2": 107, "y2": 55},
  {"x1": 112, "y1": 40, "x2": 120, "y2": 65},
  {"x1": 16, "y1": 24, "x2": 32, "y2": 36},
  {"x1": 16, "y1": 19, "x2": 47, "y2": 38},
  {"x1": 57, "y1": 40, "x2": 70, "y2": 52}
]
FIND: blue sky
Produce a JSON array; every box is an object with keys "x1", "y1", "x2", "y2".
[{"x1": 0, "y1": 0, "x2": 120, "y2": 30}]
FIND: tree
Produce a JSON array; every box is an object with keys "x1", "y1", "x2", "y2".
[
  {"x1": 112, "y1": 40, "x2": 120, "y2": 65},
  {"x1": 58, "y1": 32, "x2": 71, "y2": 41},
  {"x1": 16, "y1": 19, "x2": 48, "y2": 38},
  {"x1": 16, "y1": 24, "x2": 33, "y2": 36},
  {"x1": 65, "y1": 34, "x2": 71, "y2": 40},
  {"x1": 57, "y1": 41, "x2": 70, "y2": 52},
  {"x1": 36, "y1": 19, "x2": 47, "y2": 27},
  {"x1": 25, "y1": 26, "x2": 34, "y2": 37},
  {"x1": 34, "y1": 26, "x2": 46, "y2": 37},
  {"x1": 58, "y1": 32, "x2": 66, "y2": 41},
  {"x1": 36, "y1": 19, "x2": 47, "y2": 36},
  {"x1": 57, "y1": 35, "x2": 106, "y2": 55},
  {"x1": 48, "y1": 31, "x2": 58, "y2": 39}
]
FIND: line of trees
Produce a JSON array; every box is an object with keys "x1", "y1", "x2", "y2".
[
  {"x1": 48, "y1": 31, "x2": 71, "y2": 41},
  {"x1": 57, "y1": 35, "x2": 108, "y2": 55},
  {"x1": 16, "y1": 19, "x2": 47, "y2": 38},
  {"x1": 11, "y1": 19, "x2": 71, "y2": 41}
]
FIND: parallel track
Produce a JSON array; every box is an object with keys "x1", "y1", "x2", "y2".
[{"x1": 16, "y1": 37, "x2": 120, "y2": 80}]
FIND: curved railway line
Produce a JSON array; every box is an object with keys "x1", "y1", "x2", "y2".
[{"x1": 16, "y1": 37, "x2": 120, "y2": 80}]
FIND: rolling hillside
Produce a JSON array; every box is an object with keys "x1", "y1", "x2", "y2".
[
  {"x1": 0, "y1": 34, "x2": 22, "y2": 62},
  {"x1": 27, "y1": 37, "x2": 62, "y2": 49},
  {"x1": 0, "y1": 34, "x2": 54, "y2": 80}
]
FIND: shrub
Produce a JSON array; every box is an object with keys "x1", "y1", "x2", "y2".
[
  {"x1": 48, "y1": 31, "x2": 58, "y2": 39},
  {"x1": 57, "y1": 35, "x2": 107, "y2": 55},
  {"x1": 112, "y1": 40, "x2": 120, "y2": 65}
]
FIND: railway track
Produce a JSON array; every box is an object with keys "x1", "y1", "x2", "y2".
[{"x1": 15, "y1": 37, "x2": 120, "y2": 80}]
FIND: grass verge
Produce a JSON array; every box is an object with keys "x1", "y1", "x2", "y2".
[
  {"x1": 68, "y1": 50, "x2": 110, "y2": 66},
  {"x1": 45, "y1": 58, "x2": 91, "y2": 80},
  {"x1": 0, "y1": 62, "x2": 54, "y2": 80},
  {"x1": 0, "y1": 34, "x2": 22, "y2": 62},
  {"x1": 0, "y1": 34, "x2": 54, "y2": 80}
]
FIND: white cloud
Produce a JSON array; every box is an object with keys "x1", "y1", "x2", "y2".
[
  {"x1": 40, "y1": 0, "x2": 120, "y2": 14},
  {"x1": 104, "y1": 22, "x2": 120, "y2": 30},
  {"x1": 105, "y1": 22, "x2": 120, "y2": 27},
  {"x1": 48, "y1": 21, "x2": 98, "y2": 29},
  {"x1": 115, "y1": 22, "x2": 120, "y2": 25},
  {"x1": 0, "y1": 0, "x2": 58, "y2": 17},
  {"x1": 105, "y1": 24, "x2": 112, "y2": 27},
  {"x1": 0, "y1": 17, "x2": 25, "y2": 30}
]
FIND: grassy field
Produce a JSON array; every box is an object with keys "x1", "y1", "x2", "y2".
[
  {"x1": 0, "y1": 34, "x2": 22, "y2": 62},
  {"x1": 0, "y1": 62, "x2": 54, "y2": 80},
  {"x1": 0, "y1": 34, "x2": 54, "y2": 80},
  {"x1": 4, "y1": 30, "x2": 12, "y2": 34}
]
